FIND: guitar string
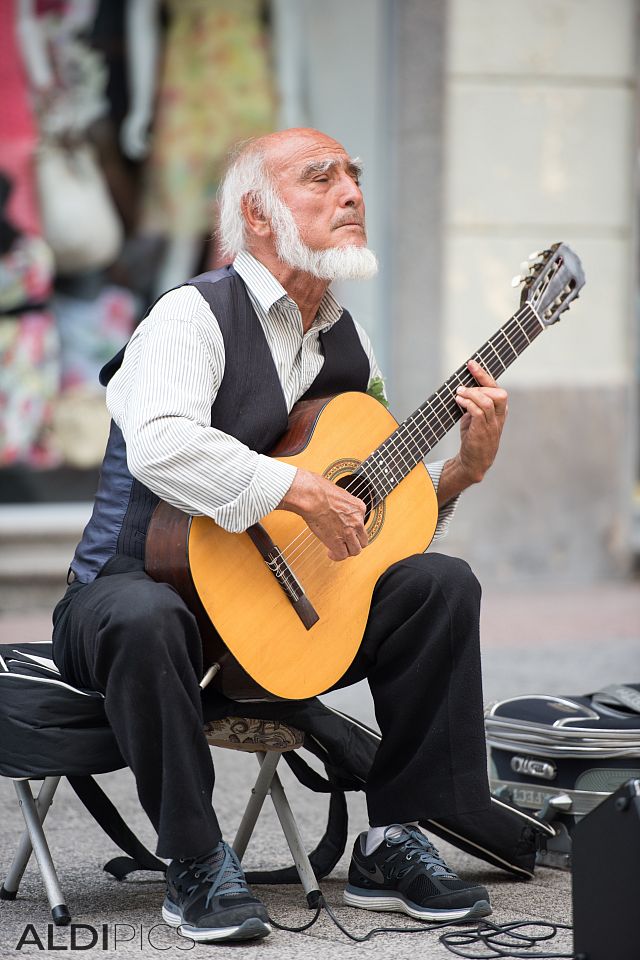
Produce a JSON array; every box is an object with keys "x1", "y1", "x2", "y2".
[
  {"x1": 277, "y1": 305, "x2": 539, "y2": 582},
  {"x1": 277, "y1": 301, "x2": 541, "y2": 570},
  {"x1": 281, "y1": 310, "x2": 538, "y2": 580},
  {"x1": 278, "y1": 303, "x2": 541, "y2": 579},
  {"x1": 271, "y1": 303, "x2": 542, "y2": 585}
]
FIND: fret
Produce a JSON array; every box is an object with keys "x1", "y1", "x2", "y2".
[
  {"x1": 484, "y1": 339, "x2": 507, "y2": 373},
  {"x1": 491, "y1": 329, "x2": 518, "y2": 364},
  {"x1": 359, "y1": 305, "x2": 545, "y2": 499},
  {"x1": 513, "y1": 313, "x2": 532, "y2": 344}
]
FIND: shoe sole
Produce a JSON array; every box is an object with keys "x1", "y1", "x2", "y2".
[
  {"x1": 343, "y1": 887, "x2": 492, "y2": 922},
  {"x1": 162, "y1": 903, "x2": 272, "y2": 942}
]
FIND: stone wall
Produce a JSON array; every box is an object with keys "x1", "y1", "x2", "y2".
[{"x1": 391, "y1": 0, "x2": 638, "y2": 583}]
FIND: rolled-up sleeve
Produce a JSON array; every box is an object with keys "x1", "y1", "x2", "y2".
[
  {"x1": 106, "y1": 287, "x2": 296, "y2": 532},
  {"x1": 425, "y1": 460, "x2": 459, "y2": 540}
]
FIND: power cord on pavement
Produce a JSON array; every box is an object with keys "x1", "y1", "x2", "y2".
[{"x1": 267, "y1": 894, "x2": 577, "y2": 957}]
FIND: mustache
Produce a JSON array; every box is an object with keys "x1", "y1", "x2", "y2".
[{"x1": 331, "y1": 214, "x2": 366, "y2": 230}]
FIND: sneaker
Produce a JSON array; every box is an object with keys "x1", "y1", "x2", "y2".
[
  {"x1": 162, "y1": 841, "x2": 271, "y2": 942},
  {"x1": 343, "y1": 825, "x2": 492, "y2": 922}
]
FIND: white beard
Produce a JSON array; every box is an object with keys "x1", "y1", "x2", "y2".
[{"x1": 269, "y1": 195, "x2": 379, "y2": 281}]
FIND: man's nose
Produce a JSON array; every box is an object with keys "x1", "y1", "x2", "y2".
[{"x1": 338, "y1": 173, "x2": 363, "y2": 207}]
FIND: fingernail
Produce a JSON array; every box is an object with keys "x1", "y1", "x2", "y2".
[{"x1": 456, "y1": 386, "x2": 465, "y2": 394}]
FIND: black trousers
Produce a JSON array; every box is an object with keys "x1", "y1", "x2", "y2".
[{"x1": 52, "y1": 552, "x2": 489, "y2": 860}]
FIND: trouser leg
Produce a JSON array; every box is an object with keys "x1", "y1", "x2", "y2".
[
  {"x1": 331, "y1": 552, "x2": 490, "y2": 825},
  {"x1": 52, "y1": 569, "x2": 221, "y2": 860}
]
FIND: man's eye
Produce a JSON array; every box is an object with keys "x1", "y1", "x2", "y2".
[{"x1": 313, "y1": 176, "x2": 329, "y2": 183}]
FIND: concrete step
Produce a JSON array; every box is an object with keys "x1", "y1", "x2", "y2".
[{"x1": 0, "y1": 503, "x2": 91, "y2": 612}]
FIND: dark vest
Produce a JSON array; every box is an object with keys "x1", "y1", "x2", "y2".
[{"x1": 70, "y1": 267, "x2": 370, "y2": 583}]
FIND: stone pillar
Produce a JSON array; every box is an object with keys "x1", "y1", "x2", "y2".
[{"x1": 434, "y1": 0, "x2": 638, "y2": 582}]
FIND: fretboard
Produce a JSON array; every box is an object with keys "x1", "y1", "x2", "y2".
[{"x1": 358, "y1": 301, "x2": 544, "y2": 502}]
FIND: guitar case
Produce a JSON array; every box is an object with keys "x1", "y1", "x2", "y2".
[
  {"x1": 485, "y1": 684, "x2": 640, "y2": 869},
  {"x1": 0, "y1": 639, "x2": 551, "y2": 886}
]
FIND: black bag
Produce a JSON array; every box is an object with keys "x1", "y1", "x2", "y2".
[
  {"x1": 0, "y1": 640, "x2": 551, "y2": 883},
  {"x1": 485, "y1": 685, "x2": 640, "y2": 869}
]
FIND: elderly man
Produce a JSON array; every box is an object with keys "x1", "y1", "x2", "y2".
[{"x1": 52, "y1": 128, "x2": 508, "y2": 943}]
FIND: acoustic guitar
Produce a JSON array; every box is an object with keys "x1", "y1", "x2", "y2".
[{"x1": 146, "y1": 243, "x2": 585, "y2": 701}]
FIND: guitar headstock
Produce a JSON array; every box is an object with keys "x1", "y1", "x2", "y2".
[{"x1": 512, "y1": 243, "x2": 585, "y2": 326}]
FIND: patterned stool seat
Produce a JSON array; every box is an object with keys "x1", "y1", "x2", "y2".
[{"x1": 204, "y1": 717, "x2": 304, "y2": 753}]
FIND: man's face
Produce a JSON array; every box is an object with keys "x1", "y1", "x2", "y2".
[{"x1": 266, "y1": 132, "x2": 367, "y2": 253}]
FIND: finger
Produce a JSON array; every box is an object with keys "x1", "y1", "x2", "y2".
[
  {"x1": 356, "y1": 524, "x2": 369, "y2": 549},
  {"x1": 457, "y1": 385, "x2": 507, "y2": 404},
  {"x1": 457, "y1": 386, "x2": 508, "y2": 418},
  {"x1": 467, "y1": 358, "x2": 498, "y2": 388},
  {"x1": 455, "y1": 391, "x2": 497, "y2": 425},
  {"x1": 328, "y1": 540, "x2": 349, "y2": 562},
  {"x1": 344, "y1": 529, "x2": 364, "y2": 557}
]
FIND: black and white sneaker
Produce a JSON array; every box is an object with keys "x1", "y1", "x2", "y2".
[
  {"x1": 344, "y1": 825, "x2": 492, "y2": 922},
  {"x1": 162, "y1": 841, "x2": 271, "y2": 942}
]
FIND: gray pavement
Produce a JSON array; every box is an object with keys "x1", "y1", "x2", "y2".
[{"x1": 0, "y1": 579, "x2": 638, "y2": 958}]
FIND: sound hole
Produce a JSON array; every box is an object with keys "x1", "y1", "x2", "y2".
[{"x1": 335, "y1": 473, "x2": 375, "y2": 524}]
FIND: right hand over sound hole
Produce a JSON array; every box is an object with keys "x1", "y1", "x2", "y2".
[{"x1": 278, "y1": 469, "x2": 369, "y2": 561}]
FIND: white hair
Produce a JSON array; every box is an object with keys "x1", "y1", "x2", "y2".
[
  {"x1": 217, "y1": 141, "x2": 378, "y2": 281},
  {"x1": 217, "y1": 143, "x2": 275, "y2": 259}
]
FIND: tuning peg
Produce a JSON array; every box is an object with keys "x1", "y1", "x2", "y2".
[
  {"x1": 511, "y1": 274, "x2": 524, "y2": 287},
  {"x1": 520, "y1": 261, "x2": 532, "y2": 272},
  {"x1": 528, "y1": 250, "x2": 543, "y2": 260}
]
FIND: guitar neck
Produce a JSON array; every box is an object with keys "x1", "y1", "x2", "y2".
[{"x1": 359, "y1": 301, "x2": 544, "y2": 500}]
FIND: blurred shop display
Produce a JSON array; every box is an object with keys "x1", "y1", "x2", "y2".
[
  {"x1": 0, "y1": 0, "x2": 134, "y2": 493},
  {"x1": 0, "y1": 171, "x2": 59, "y2": 469},
  {"x1": 52, "y1": 273, "x2": 137, "y2": 468},
  {"x1": 121, "y1": 0, "x2": 276, "y2": 294},
  {"x1": 1, "y1": 0, "x2": 278, "y2": 501}
]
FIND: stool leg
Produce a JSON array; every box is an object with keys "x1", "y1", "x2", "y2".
[
  {"x1": 12, "y1": 780, "x2": 71, "y2": 925},
  {"x1": 2, "y1": 777, "x2": 60, "y2": 900},
  {"x1": 257, "y1": 754, "x2": 321, "y2": 907},
  {"x1": 233, "y1": 751, "x2": 281, "y2": 860}
]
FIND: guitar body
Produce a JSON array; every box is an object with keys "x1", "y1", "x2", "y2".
[
  {"x1": 145, "y1": 243, "x2": 586, "y2": 702},
  {"x1": 147, "y1": 392, "x2": 438, "y2": 701}
]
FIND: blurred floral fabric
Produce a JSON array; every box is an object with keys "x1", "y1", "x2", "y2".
[
  {"x1": 141, "y1": 0, "x2": 276, "y2": 237},
  {"x1": 0, "y1": 234, "x2": 59, "y2": 467},
  {"x1": 54, "y1": 285, "x2": 137, "y2": 391}
]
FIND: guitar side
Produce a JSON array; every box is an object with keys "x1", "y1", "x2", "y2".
[{"x1": 187, "y1": 392, "x2": 438, "y2": 699}]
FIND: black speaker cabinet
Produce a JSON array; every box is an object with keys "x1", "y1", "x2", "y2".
[{"x1": 572, "y1": 778, "x2": 640, "y2": 960}]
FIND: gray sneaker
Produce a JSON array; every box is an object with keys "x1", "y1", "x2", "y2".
[
  {"x1": 344, "y1": 825, "x2": 492, "y2": 922},
  {"x1": 163, "y1": 841, "x2": 271, "y2": 942}
]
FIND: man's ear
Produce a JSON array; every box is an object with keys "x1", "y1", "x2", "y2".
[{"x1": 241, "y1": 193, "x2": 271, "y2": 239}]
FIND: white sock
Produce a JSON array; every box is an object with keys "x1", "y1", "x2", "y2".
[{"x1": 363, "y1": 822, "x2": 420, "y2": 856}]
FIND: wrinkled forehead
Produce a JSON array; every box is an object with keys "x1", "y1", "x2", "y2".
[{"x1": 263, "y1": 134, "x2": 363, "y2": 183}]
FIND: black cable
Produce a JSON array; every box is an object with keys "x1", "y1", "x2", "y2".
[
  {"x1": 268, "y1": 897, "x2": 577, "y2": 958},
  {"x1": 320, "y1": 895, "x2": 457, "y2": 943},
  {"x1": 439, "y1": 919, "x2": 575, "y2": 958},
  {"x1": 268, "y1": 904, "x2": 323, "y2": 933},
  {"x1": 269, "y1": 893, "x2": 455, "y2": 941}
]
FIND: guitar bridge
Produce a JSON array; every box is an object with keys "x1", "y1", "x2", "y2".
[{"x1": 247, "y1": 524, "x2": 320, "y2": 630}]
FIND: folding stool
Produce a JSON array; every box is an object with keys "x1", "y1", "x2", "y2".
[
  {"x1": 204, "y1": 716, "x2": 321, "y2": 907},
  {"x1": 1, "y1": 775, "x2": 71, "y2": 924},
  {"x1": 2, "y1": 718, "x2": 319, "y2": 924}
]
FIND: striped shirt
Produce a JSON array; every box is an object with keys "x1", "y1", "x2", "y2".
[{"x1": 106, "y1": 251, "x2": 456, "y2": 537}]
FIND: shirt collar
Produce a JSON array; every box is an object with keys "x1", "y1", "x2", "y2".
[{"x1": 233, "y1": 251, "x2": 343, "y2": 332}]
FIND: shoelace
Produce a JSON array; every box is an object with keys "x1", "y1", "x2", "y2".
[
  {"x1": 383, "y1": 825, "x2": 457, "y2": 878},
  {"x1": 181, "y1": 843, "x2": 249, "y2": 908}
]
